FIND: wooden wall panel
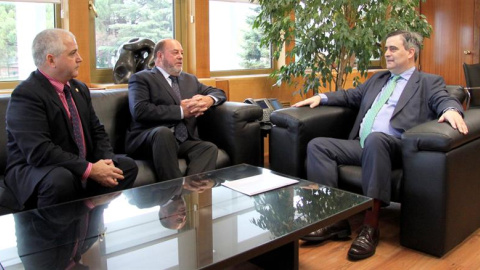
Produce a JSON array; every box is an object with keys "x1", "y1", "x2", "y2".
[
  {"x1": 223, "y1": 70, "x2": 377, "y2": 104},
  {"x1": 420, "y1": 0, "x2": 477, "y2": 85},
  {"x1": 186, "y1": 0, "x2": 210, "y2": 78},
  {"x1": 68, "y1": 0, "x2": 91, "y2": 85}
]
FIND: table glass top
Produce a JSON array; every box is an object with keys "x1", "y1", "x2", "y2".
[{"x1": 0, "y1": 164, "x2": 371, "y2": 269}]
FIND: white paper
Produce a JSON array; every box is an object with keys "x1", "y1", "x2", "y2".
[{"x1": 221, "y1": 173, "x2": 299, "y2": 196}]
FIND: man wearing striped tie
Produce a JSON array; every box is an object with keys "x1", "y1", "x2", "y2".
[
  {"x1": 292, "y1": 30, "x2": 468, "y2": 260},
  {"x1": 5, "y1": 29, "x2": 138, "y2": 209},
  {"x1": 126, "y1": 39, "x2": 226, "y2": 182}
]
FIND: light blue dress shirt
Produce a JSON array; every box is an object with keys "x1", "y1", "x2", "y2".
[
  {"x1": 362, "y1": 67, "x2": 415, "y2": 138},
  {"x1": 320, "y1": 67, "x2": 416, "y2": 138}
]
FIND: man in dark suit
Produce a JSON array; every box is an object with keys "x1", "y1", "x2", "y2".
[
  {"x1": 292, "y1": 30, "x2": 468, "y2": 260},
  {"x1": 5, "y1": 29, "x2": 138, "y2": 209},
  {"x1": 126, "y1": 38, "x2": 226, "y2": 181}
]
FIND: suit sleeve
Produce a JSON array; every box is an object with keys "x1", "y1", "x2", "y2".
[
  {"x1": 426, "y1": 75, "x2": 464, "y2": 116},
  {"x1": 193, "y1": 77, "x2": 227, "y2": 105},
  {"x1": 324, "y1": 72, "x2": 385, "y2": 109},
  {"x1": 6, "y1": 87, "x2": 89, "y2": 177},
  {"x1": 128, "y1": 72, "x2": 183, "y2": 124}
]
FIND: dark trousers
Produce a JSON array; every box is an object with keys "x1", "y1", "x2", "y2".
[
  {"x1": 33, "y1": 155, "x2": 137, "y2": 208},
  {"x1": 129, "y1": 126, "x2": 218, "y2": 181},
  {"x1": 306, "y1": 132, "x2": 402, "y2": 204}
]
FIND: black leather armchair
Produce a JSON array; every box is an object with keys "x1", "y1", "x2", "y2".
[
  {"x1": 463, "y1": 62, "x2": 480, "y2": 108},
  {"x1": 268, "y1": 86, "x2": 480, "y2": 257}
]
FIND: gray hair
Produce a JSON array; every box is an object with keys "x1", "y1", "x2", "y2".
[
  {"x1": 386, "y1": 30, "x2": 423, "y2": 61},
  {"x1": 32, "y1": 29, "x2": 75, "y2": 67}
]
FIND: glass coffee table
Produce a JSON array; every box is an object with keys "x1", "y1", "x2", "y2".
[{"x1": 0, "y1": 164, "x2": 372, "y2": 269}]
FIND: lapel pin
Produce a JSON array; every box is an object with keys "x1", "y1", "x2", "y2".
[{"x1": 75, "y1": 88, "x2": 79, "y2": 92}]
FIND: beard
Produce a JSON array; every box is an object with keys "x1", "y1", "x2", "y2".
[{"x1": 162, "y1": 58, "x2": 182, "y2": 75}]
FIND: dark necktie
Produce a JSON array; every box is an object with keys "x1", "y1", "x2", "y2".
[
  {"x1": 169, "y1": 76, "x2": 188, "y2": 142},
  {"x1": 64, "y1": 85, "x2": 86, "y2": 158}
]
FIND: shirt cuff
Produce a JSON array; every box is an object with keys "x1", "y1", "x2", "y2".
[
  {"x1": 442, "y1": 107, "x2": 463, "y2": 117},
  {"x1": 81, "y1": 163, "x2": 93, "y2": 189},
  {"x1": 208, "y1": 95, "x2": 218, "y2": 105},
  {"x1": 179, "y1": 106, "x2": 184, "y2": 119},
  {"x1": 317, "y1": 93, "x2": 328, "y2": 104}
]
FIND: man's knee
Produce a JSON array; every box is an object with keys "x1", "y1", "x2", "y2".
[
  {"x1": 114, "y1": 156, "x2": 138, "y2": 188},
  {"x1": 307, "y1": 138, "x2": 329, "y2": 156},
  {"x1": 37, "y1": 167, "x2": 79, "y2": 206},
  {"x1": 363, "y1": 132, "x2": 392, "y2": 150},
  {"x1": 41, "y1": 167, "x2": 77, "y2": 192},
  {"x1": 204, "y1": 141, "x2": 218, "y2": 152},
  {"x1": 150, "y1": 126, "x2": 174, "y2": 142}
]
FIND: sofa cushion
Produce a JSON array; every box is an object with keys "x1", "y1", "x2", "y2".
[
  {"x1": 132, "y1": 149, "x2": 230, "y2": 187},
  {"x1": 90, "y1": 89, "x2": 130, "y2": 153},
  {"x1": 338, "y1": 165, "x2": 403, "y2": 203}
]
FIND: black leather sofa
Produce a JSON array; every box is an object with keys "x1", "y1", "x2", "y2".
[
  {"x1": 0, "y1": 88, "x2": 263, "y2": 215},
  {"x1": 268, "y1": 85, "x2": 480, "y2": 257}
]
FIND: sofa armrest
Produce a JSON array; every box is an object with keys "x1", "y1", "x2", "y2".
[
  {"x1": 269, "y1": 106, "x2": 357, "y2": 178},
  {"x1": 400, "y1": 108, "x2": 480, "y2": 256},
  {"x1": 402, "y1": 109, "x2": 480, "y2": 152},
  {"x1": 198, "y1": 102, "x2": 263, "y2": 166}
]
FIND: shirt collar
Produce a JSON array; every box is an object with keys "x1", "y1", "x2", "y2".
[
  {"x1": 156, "y1": 66, "x2": 182, "y2": 81},
  {"x1": 38, "y1": 69, "x2": 71, "y2": 94},
  {"x1": 392, "y1": 66, "x2": 416, "y2": 81}
]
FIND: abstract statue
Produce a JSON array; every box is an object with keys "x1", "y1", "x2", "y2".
[{"x1": 113, "y1": 38, "x2": 155, "y2": 84}]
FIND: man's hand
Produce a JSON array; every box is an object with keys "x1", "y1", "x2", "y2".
[
  {"x1": 438, "y1": 110, "x2": 469, "y2": 135},
  {"x1": 90, "y1": 159, "x2": 124, "y2": 188},
  {"x1": 292, "y1": 95, "x2": 321, "y2": 108},
  {"x1": 183, "y1": 179, "x2": 215, "y2": 193},
  {"x1": 182, "y1": 95, "x2": 214, "y2": 118}
]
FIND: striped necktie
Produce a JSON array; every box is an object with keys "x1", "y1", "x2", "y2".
[
  {"x1": 64, "y1": 85, "x2": 86, "y2": 158},
  {"x1": 359, "y1": 75, "x2": 401, "y2": 148},
  {"x1": 169, "y1": 76, "x2": 188, "y2": 142}
]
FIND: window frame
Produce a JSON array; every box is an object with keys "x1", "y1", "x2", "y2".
[
  {"x1": 0, "y1": 0, "x2": 63, "y2": 90},
  {"x1": 208, "y1": 0, "x2": 274, "y2": 77},
  {"x1": 89, "y1": 0, "x2": 185, "y2": 84}
]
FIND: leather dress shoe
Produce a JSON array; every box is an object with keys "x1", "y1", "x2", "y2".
[
  {"x1": 301, "y1": 220, "x2": 351, "y2": 242},
  {"x1": 348, "y1": 224, "x2": 379, "y2": 260}
]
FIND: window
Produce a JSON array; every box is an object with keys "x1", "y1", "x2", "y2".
[
  {"x1": 0, "y1": 0, "x2": 58, "y2": 86},
  {"x1": 92, "y1": 0, "x2": 176, "y2": 83},
  {"x1": 209, "y1": 0, "x2": 272, "y2": 76}
]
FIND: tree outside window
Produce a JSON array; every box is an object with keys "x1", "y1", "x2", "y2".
[
  {"x1": 209, "y1": 0, "x2": 271, "y2": 73},
  {"x1": 94, "y1": 0, "x2": 175, "y2": 69},
  {"x1": 0, "y1": 2, "x2": 54, "y2": 82}
]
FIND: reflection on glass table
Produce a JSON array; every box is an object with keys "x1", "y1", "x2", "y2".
[{"x1": 0, "y1": 164, "x2": 371, "y2": 270}]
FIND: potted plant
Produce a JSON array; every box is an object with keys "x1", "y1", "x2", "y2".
[{"x1": 252, "y1": 0, "x2": 432, "y2": 95}]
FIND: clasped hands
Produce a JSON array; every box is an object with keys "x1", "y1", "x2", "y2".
[
  {"x1": 183, "y1": 178, "x2": 215, "y2": 193},
  {"x1": 90, "y1": 159, "x2": 124, "y2": 188},
  {"x1": 181, "y1": 94, "x2": 214, "y2": 118}
]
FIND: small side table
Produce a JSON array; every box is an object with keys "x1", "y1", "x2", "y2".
[{"x1": 260, "y1": 122, "x2": 272, "y2": 167}]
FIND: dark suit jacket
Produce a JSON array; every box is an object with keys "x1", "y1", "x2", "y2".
[
  {"x1": 325, "y1": 69, "x2": 463, "y2": 139},
  {"x1": 126, "y1": 67, "x2": 226, "y2": 152},
  {"x1": 5, "y1": 70, "x2": 115, "y2": 205}
]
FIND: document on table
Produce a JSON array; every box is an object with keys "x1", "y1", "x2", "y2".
[{"x1": 221, "y1": 174, "x2": 299, "y2": 196}]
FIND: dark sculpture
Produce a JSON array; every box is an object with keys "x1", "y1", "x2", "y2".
[{"x1": 113, "y1": 38, "x2": 155, "y2": 84}]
